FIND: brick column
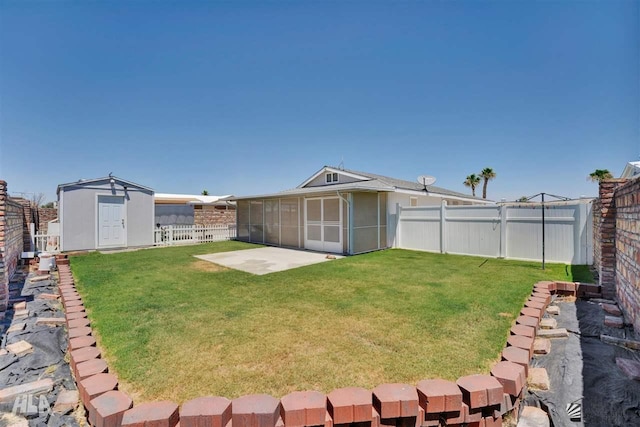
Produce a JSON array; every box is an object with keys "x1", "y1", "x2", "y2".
[{"x1": 594, "y1": 179, "x2": 627, "y2": 299}]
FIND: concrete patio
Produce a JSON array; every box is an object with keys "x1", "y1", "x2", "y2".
[{"x1": 194, "y1": 246, "x2": 344, "y2": 275}]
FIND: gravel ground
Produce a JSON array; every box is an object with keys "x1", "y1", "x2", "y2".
[
  {"x1": 524, "y1": 298, "x2": 640, "y2": 426},
  {"x1": 0, "y1": 267, "x2": 83, "y2": 426}
]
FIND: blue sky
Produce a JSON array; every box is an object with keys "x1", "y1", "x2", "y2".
[{"x1": 1, "y1": 1, "x2": 638, "y2": 203}]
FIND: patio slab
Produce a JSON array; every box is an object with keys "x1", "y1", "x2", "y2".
[{"x1": 195, "y1": 247, "x2": 344, "y2": 275}]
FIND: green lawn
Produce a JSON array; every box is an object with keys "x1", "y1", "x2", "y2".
[{"x1": 70, "y1": 242, "x2": 592, "y2": 403}]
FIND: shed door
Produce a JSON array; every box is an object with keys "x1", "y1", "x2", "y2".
[
  {"x1": 98, "y1": 196, "x2": 126, "y2": 248},
  {"x1": 305, "y1": 197, "x2": 342, "y2": 253}
]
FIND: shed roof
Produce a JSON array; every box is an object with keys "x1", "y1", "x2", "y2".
[{"x1": 57, "y1": 176, "x2": 153, "y2": 194}]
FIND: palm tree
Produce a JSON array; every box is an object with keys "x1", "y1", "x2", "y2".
[
  {"x1": 588, "y1": 169, "x2": 613, "y2": 183},
  {"x1": 479, "y1": 167, "x2": 496, "y2": 199},
  {"x1": 201, "y1": 190, "x2": 209, "y2": 195},
  {"x1": 463, "y1": 174, "x2": 481, "y2": 197}
]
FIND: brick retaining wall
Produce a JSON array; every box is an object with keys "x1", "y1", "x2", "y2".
[
  {"x1": 62, "y1": 260, "x2": 590, "y2": 426},
  {"x1": 0, "y1": 180, "x2": 25, "y2": 315}
]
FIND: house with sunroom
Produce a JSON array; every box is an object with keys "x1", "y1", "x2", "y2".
[{"x1": 232, "y1": 166, "x2": 491, "y2": 255}]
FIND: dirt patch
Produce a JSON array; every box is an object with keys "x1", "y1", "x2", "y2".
[{"x1": 191, "y1": 260, "x2": 229, "y2": 273}]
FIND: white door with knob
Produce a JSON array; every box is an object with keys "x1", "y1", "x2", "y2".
[{"x1": 97, "y1": 195, "x2": 126, "y2": 248}]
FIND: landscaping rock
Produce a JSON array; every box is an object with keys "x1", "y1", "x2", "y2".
[
  {"x1": 533, "y1": 338, "x2": 551, "y2": 355},
  {"x1": 53, "y1": 388, "x2": 79, "y2": 414},
  {"x1": 539, "y1": 318, "x2": 557, "y2": 329},
  {"x1": 602, "y1": 303, "x2": 622, "y2": 316},
  {"x1": 615, "y1": 358, "x2": 640, "y2": 381},
  {"x1": 6, "y1": 340, "x2": 33, "y2": 356},
  {"x1": 36, "y1": 317, "x2": 66, "y2": 327},
  {"x1": 536, "y1": 328, "x2": 568, "y2": 338},
  {"x1": 7, "y1": 322, "x2": 26, "y2": 333},
  {"x1": 528, "y1": 368, "x2": 550, "y2": 390},
  {"x1": 517, "y1": 406, "x2": 549, "y2": 427},
  {"x1": 545, "y1": 306, "x2": 559, "y2": 315},
  {"x1": 605, "y1": 316, "x2": 624, "y2": 328},
  {"x1": 14, "y1": 309, "x2": 29, "y2": 319},
  {"x1": 36, "y1": 293, "x2": 60, "y2": 300},
  {"x1": 0, "y1": 379, "x2": 53, "y2": 402}
]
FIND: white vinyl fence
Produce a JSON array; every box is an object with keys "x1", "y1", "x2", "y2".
[
  {"x1": 34, "y1": 233, "x2": 61, "y2": 253},
  {"x1": 395, "y1": 201, "x2": 593, "y2": 264},
  {"x1": 154, "y1": 224, "x2": 236, "y2": 246}
]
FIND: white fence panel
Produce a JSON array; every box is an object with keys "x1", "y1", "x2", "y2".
[
  {"x1": 396, "y1": 201, "x2": 593, "y2": 264},
  {"x1": 154, "y1": 224, "x2": 236, "y2": 246},
  {"x1": 34, "y1": 234, "x2": 61, "y2": 253},
  {"x1": 446, "y1": 206, "x2": 501, "y2": 257},
  {"x1": 397, "y1": 206, "x2": 441, "y2": 252}
]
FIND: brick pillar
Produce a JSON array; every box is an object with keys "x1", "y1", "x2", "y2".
[{"x1": 594, "y1": 179, "x2": 627, "y2": 299}]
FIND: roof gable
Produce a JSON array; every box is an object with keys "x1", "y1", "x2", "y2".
[
  {"x1": 57, "y1": 176, "x2": 153, "y2": 194},
  {"x1": 621, "y1": 161, "x2": 640, "y2": 178},
  {"x1": 296, "y1": 165, "x2": 488, "y2": 201},
  {"x1": 298, "y1": 166, "x2": 370, "y2": 188}
]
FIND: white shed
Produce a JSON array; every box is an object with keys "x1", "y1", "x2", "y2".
[{"x1": 57, "y1": 176, "x2": 154, "y2": 251}]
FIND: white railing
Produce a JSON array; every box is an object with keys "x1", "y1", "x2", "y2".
[
  {"x1": 154, "y1": 224, "x2": 237, "y2": 246},
  {"x1": 34, "y1": 233, "x2": 61, "y2": 253}
]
